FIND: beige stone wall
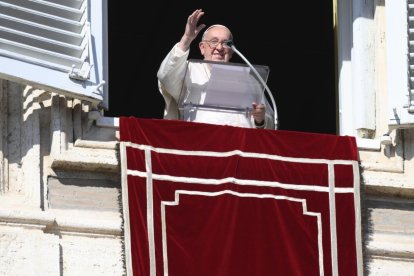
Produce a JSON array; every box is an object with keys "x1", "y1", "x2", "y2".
[
  {"x1": 0, "y1": 80, "x2": 124, "y2": 275},
  {"x1": 358, "y1": 2, "x2": 414, "y2": 275}
]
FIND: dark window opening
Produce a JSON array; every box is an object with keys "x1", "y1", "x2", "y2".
[{"x1": 106, "y1": 2, "x2": 336, "y2": 134}]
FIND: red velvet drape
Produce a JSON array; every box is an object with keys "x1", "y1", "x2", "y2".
[{"x1": 120, "y1": 117, "x2": 361, "y2": 276}]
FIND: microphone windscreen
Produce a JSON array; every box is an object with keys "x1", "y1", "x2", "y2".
[{"x1": 225, "y1": 40, "x2": 234, "y2": 47}]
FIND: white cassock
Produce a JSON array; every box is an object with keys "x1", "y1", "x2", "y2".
[{"x1": 157, "y1": 43, "x2": 274, "y2": 129}]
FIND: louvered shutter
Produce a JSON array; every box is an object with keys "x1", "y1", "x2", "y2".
[
  {"x1": 387, "y1": 0, "x2": 414, "y2": 128},
  {"x1": 0, "y1": 0, "x2": 108, "y2": 107}
]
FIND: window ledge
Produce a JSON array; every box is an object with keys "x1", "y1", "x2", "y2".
[
  {"x1": 97, "y1": 117, "x2": 382, "y2": 152},
  {"x1": 356, "y1": 138, "x2": 381, "y2": 151}
]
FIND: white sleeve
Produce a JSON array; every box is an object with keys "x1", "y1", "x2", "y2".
[
  {"x1": 157, "y1": 44, "x2": 190, "y2": 119},
  {"x1": 157, "y1": 43, "x2": 189, "y2": 101}
]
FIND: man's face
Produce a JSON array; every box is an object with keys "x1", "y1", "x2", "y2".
[{"x1": 199, "y1": 26, "x2": 233, "y2": 62}]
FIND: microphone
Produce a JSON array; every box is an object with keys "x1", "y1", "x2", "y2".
[
  {"x1": 225, "y1": 40, "x2": 235, "y2": 47},
  {"x1": 226, "y1": 41, "x2": 278, "y2": 130}
]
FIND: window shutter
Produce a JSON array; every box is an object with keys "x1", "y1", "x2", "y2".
[
  {"x1": 0, "y1": 0, "x2": 108, "y2": 107},
  {"x1": 387, "y1": 0, "x2": 414, "y2": 128}
]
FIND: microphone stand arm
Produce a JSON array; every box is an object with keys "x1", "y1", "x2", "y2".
[{"x1": 229, "y1": 44, "x2": 278, "y2": 130}]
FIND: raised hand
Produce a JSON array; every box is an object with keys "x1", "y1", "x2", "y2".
[{"x1": 179, "y1": 9, "x2": 206, "y2": 51}]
